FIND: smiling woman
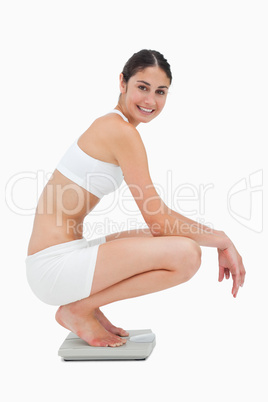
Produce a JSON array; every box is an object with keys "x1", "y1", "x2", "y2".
[
  {"x1": 25, "y1": 49, "x2": 245, "y2": 349},
  {"x1": 118, "y1": 49, "x2": 172, "y2": 125},
  {"x1": 118, "y1": 67, "x2": 170, "y2": 125}
]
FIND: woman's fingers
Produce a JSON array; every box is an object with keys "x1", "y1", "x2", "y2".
[
  {"x1": 224, "y1": 268, "x2": 230, "y2": 279},
  {"x1": 218, "y1": 244, "x2": 246, "y2": 297},
  {"x1": 218, "y1": 266, "x2": 230, "y2": 282},
  {"x1": 234, "y1": 259, "x2": 246, "y2": 294},
  {"x1": 218, "y1": 265, "x2": 225, "y2": 282},
  {"x1": 232, "y1": 269, "x2": 241, "y2": 298},
  {"x1": 240, "y1": 259, "x2": 246, "y2": 287}
]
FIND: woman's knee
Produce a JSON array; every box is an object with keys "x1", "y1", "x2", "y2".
[
  {"x1": 170, "y1": 237, "x2": 202, "y2": 282},
  {"x1": 186, "y1": 239, "x2": 202, "y2": 278}
]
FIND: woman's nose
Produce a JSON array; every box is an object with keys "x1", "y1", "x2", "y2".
[{"x1": 144, "y1": 93, "x2": 156, "y2": 106}]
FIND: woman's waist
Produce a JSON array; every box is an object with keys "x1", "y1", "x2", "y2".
[
  {"x1": 27, "y1": 216, "x2": 85, "y2": 256},
  {"x1": 26, "y1": 236, "x2": 88, "y2": 261}
]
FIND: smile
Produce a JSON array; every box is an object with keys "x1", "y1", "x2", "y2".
[{"x1": 137, "y1": 105, "x2": 155, "y2": 114}]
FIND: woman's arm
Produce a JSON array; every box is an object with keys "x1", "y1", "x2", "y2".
[
  {"x1": 151, "y1": 203, "x2": 230, "y2": 249},
  {"x1": 112, "y1": 123, "x2": 246, "y2": 297},
  {"x1": 155, "y1": 205, "x2": 246, "y2": 298}
]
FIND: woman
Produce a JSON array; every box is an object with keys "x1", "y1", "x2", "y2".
[{"x1": 26, "y1": 49, "x2": 246, "y2": 348}]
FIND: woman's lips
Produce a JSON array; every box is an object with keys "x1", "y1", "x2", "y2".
[{"x1": 137, "y1": 105, "x2": 155, "y2": 114}]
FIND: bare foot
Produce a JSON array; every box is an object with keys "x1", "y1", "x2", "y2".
[
  {"x1": 55, "y1": 305, "x2": 126, "y2": 347},
  {"x1": 94, "y1": 308, "x2": 129, "y2": 337}
]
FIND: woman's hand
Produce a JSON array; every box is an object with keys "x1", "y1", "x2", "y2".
[{"x1": 217, "y1": 240, "x2": 246, "y2": 298}]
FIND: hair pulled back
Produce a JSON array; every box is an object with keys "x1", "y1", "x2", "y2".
[{"x1": 121, "y1": 49, "x2": 172, "y2": 84}]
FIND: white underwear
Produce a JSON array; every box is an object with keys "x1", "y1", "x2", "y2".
[{"x1": 25, "y1": 236, "x2": 106, "y2": 306}]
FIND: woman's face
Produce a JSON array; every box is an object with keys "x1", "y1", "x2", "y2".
[{"x1": 119, "y1": 66, "x2": 170, "y2": 126}]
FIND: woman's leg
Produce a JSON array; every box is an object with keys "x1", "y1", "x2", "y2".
[
  {"x1": 105, "y1": 227, "x2": 153, "y2": 242},
  {"x1": 92, "y1": 229, "x2": 153, "y2": 337},
  {"x1": 56, "y1": 235, "x2": 201, "y2": 347}
]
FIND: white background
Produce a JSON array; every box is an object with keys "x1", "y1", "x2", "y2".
[{"x1": 1, "y1": 0, "x2": 267, "y2": 401}]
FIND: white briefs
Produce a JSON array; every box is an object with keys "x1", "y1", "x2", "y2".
[{"x1": 25, "y1": 236, "x2": 106, "y2": 306}]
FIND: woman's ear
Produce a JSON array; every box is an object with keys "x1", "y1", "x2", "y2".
[{"x1": 119, "y1": 73, "x2": 127, "y2": 94}]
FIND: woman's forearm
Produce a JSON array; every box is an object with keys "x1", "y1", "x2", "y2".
[{"x1": 150, "y1": 206, "x2": 231, "y2": 249}]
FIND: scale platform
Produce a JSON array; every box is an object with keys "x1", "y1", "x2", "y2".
[{"x1": 58, "y1": 329, "x2": 156, "y2": 361}]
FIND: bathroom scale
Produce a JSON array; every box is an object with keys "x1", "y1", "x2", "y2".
[{"x1": 58, "y1": 329, "x2": 156, "y2": 361}]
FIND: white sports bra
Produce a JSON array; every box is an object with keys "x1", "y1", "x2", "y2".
[{"x1": 56, "y1": 109, "x2": 129, "y2": 199}]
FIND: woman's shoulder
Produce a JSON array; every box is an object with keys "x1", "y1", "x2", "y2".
[
  {"x1": 78, "y1": 111, "x2": 141, "y2": 164},
  {"x1": 93, "y1": 111, "x2": 130, "y2": 130},
  {"x1": 88, "y1": 111, "x2": 139, "y2": 141}
]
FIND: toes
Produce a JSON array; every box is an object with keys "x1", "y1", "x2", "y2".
[
  {"x1": 90, "y1": 338, "x2": 107, "y2": 347},
  {"x1": 112, "y1": 326, "x2": 129, "y2": 337},
  {"x1": 109, "y1": 342, "x2": 124, "y2": 347},
  {"x1": 92, "y1": 334, "x2": 126, "y2": 348},
  {"x1": 118, "y1": 328, "x2": 129, "y2": 337},
  {"x1": 86, "y1": 337, "x2": 126, "y2": 348},
  {"x1": 107, "y1": 336, "x2": 126, "y2": 347}
]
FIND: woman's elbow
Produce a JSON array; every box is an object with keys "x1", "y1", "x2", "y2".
[{"x1": 147, "y1": 216, "x2": 166, "y2": 237}]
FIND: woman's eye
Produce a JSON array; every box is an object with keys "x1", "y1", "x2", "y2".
[
  {"x1": 157, "y1": 90, "x2": 165, "y2": 95},
  {"x1": 138, "y1": 85, "x2": 147, "y2": 91}
]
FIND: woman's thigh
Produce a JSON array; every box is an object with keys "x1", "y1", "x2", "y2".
[
  {"x1": 105, "y1": 228, "x2": 153, "y2": 242},
  {"x1": 91, "y1": 235, "x2": 201, "y2": 295}
]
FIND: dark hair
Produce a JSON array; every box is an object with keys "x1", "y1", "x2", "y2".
[{"x1": 122, "y1": 49, "x2": 172, "y2": 84}]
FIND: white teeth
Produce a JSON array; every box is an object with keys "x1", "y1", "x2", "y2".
[{"x1": 138, "y1": 106, "x2": 153, "y2": 113}]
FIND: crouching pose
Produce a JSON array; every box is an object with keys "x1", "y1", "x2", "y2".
[{"x1": 26, "y1": 49, "x2": 246, "y2": 347}]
